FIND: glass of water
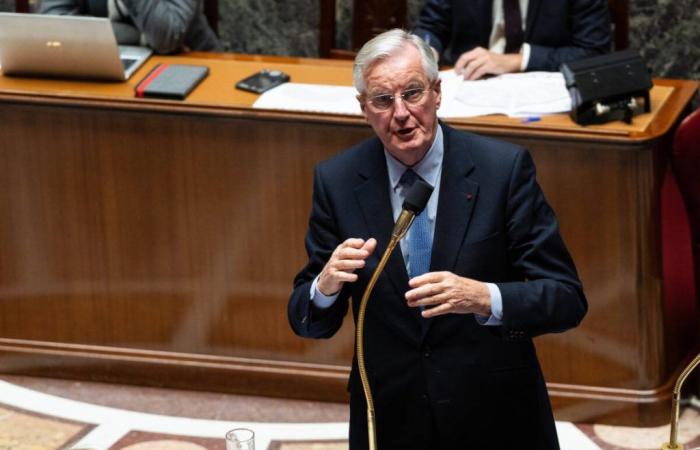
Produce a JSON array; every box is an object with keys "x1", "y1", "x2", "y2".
[{"x1": 225, "y1": 428, "x2": 255, "y2": 450}]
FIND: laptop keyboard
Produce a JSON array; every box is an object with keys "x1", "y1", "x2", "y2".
[{"x1": 121, "y1": 58, "x2": 137, "y2": 71}]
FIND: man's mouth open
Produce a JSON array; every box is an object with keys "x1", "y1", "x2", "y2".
[{"x1": 396, "y1": 127, "x2": 416, "y2": 137}]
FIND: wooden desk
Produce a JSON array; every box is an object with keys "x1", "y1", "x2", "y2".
[{"x1": 0, "y1": 54, "x2": 697, "y2": 426}]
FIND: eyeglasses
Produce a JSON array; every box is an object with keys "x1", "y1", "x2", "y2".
[{"x1": 366, "y1": 86, "x2": 431, "y2": 111}]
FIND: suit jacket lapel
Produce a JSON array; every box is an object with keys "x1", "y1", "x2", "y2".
[
  {"x1": 353, "y1": 141, "x2": 425, "y2": 343},
  {"x1": 431, "y1": 125, "x2": 478, "y2": 274},
  {"x1": 423, "y1": 125, "x2": 479, "y2": 338},
  {"x1": 353, "y1": 140, "x2": 410, "y2": 300}
]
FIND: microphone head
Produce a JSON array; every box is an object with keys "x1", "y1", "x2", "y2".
[{"x1": 402, "y1": 178, "x2": 433, "y2": 214}]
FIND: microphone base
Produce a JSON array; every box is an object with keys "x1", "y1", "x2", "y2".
[{"x1": 662, "y1": 443, "x2": 684, "y2": 449}]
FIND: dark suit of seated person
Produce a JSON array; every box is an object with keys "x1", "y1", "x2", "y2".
[
  {"x1": 39, "y1": 0, "x2": 223, "y2": 54},
  {"x1": 413, "y1": 0, "x2": 611, "y2": 80}
]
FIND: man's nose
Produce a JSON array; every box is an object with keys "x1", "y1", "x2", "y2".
[{"x1": 392, "y1": 96, "x2": 410, "y2": 120}]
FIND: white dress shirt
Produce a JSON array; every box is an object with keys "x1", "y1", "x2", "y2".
[{"x1": 489, "y1": 0, "x2": 531, "y2": 71}]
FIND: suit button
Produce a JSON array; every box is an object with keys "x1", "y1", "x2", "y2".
[
  {"x1": 421, "y1": 394, "x2": 429, "y2": 403},
  {"x1": 423, "y1": 346, "x2": 431, "y2": 358}
]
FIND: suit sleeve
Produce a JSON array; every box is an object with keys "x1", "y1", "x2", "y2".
[
  {"x1": 412, "y1": 0, "x2": 453, "y2": 58},
  {"x1": 527, "y1": 0, "x2": 611, "y2": 71},
  {"x1": 121, "y1": 0, "x2": 200, "y2": 53},
  {"x1": 38, "y1": 0, "x2": 81, "y2": 15},
  {"x1": 496, "y1": 150, "x2": 587, "y2": 337},
  {"x1": 288, "y1": 165, "x2": 350, "y2": 339}
]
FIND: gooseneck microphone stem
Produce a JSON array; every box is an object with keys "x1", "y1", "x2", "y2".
[
  {"x1": 661, "y1": 352, "x2": 700, "y2": 450},
  {"x1": 355, "y1": 176, "x2": 433, "y2": 450},
  {"x1": 356, "y1": 210, "x2": 415, "y2": 450}
]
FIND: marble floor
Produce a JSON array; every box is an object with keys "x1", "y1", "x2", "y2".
[{"x1": 0, "y1": 375, "x2": 699, "y2": 450}]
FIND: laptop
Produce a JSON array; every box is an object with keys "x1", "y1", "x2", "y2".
[{"x1": 0, "y1": 12, "x2": 152, "y2": 81}]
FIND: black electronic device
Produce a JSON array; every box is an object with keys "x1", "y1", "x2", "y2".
[
  {"x1": 235, "y1": 69, "x2": 290, "y2": 94},
  {"x1": 560, "y1": 49, "x2": 652, "y2": 125}
]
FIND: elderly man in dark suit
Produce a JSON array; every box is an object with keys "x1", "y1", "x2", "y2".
[
  {"x1": 288, "y1": 28, "x2": 587, "y2": 450},
  {"x1": 414, "y1": 0, "x2": 611, "y2": 79}
]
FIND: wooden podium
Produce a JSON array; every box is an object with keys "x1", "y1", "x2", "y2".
[{"x1": 0, "y1": 53, "x2": 697, "y2": 426}]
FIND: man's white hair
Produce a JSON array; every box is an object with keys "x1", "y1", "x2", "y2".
[{"x1": 352, "y1": 28, "x2": 439, "y2": 95}]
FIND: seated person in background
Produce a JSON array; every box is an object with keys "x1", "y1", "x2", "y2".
[
  {"x1": 413, "y1": 0, "x2": 611, "y2": 80},
  {"x1": 39, "y1": 0, "x2": 223, "y2": 54}
]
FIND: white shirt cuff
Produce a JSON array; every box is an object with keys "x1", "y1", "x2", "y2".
[
  {"x1": 520, "y1": 43, "x2": 531, "y2": 71},
  {"x1": 310, "y1": 275, "x2": 339, "y2": 309},
  {"x1": 474, "y1": 282, "x2": 503, "y2": 326}
]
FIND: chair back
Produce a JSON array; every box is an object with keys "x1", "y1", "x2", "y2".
[
  {"x1": 319, "y1": 0, "x2": 407, "y2": 59},
  {"x1": 665, "y1": 107, "x2": 700, "y2": 369},
  {"x1": 671, "y1": 107, "x2": 700, "y2": 304}
]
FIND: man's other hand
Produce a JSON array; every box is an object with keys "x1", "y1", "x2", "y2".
[
  {"x1": 317, "y1": 238, "x2": 377, "y2": 296},
  {"x1": 455, "y1": 47, "x2": 522, "y2": 80},
  {"x1": 406, "y1": 271, "x2": 492, "y2": 318}
]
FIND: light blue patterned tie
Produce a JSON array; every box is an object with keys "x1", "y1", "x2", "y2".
[{"x1": 400, "y1": 169, "x2": 432, "y2": 279}]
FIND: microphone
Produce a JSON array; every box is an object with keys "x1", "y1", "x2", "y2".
[
  {"x1": 661, "y1": 352, "x2": 700, "y2": 449},
  {"x1": 355, "y1": 177, "x2": 433, "y2": 450},
  {"x1": 392, "y1": 177, "x2": 434, "y2": 241}
]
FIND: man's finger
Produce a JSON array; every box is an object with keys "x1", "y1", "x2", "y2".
[
  {"x1": 408, "y1": 271, "x2": 446, "y2": 288},
  {"x1": 361, "y1": 238, "x2": 377, "y2": 254},
  {"x1": 336, "y1": 247, "x2": 371, "y2": 260},
  {"x1": 421, "y1": 301, "x2": 455, "y2": 318},
  {"x1": 454, "y1": 49, "x2": 477, "y2": 74},
  {"x1": 405, "y1": 282, "x2": 441, "y2": 302},
  {"x1": 410, "y1": 287, "x2": 453, "y2": 306},
  {"x1": 340, "y1": 238, "x2": 368, "y2": 249},
  {"x1": 464, "y1": 57, "x2": 489, "y2": 80},
  {"x1": 333, "y1": 259, "x2": 366, "y2": 271},
  {"x1": 332, "y1": 272, "x2": 358, "y2": 283},
  {"x1": 469, "y1": 62, "x2": 493, "y2": 81}
]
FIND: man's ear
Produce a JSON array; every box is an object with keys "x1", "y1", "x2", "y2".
[
  {"x1": 433, "y1": 78, "x2": 442, "y2": 109},
  {"x1": 431, "y1": 46, "x2": 440, "y2": 63}
]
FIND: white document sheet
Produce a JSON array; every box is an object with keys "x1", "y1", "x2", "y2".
[
  {"x1": 253, "y1": 82, "x2": 362, "y2": 116},
  {"x1": 438, "y1": 70, "x2": 572, "y2": 118}
]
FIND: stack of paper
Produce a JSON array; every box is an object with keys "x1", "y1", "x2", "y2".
[
  {"x1": 252, "y1": 71, "x2": 572, "y2": 119},
  {"x1": 438, "y1": 70, "x2": 572, "y2": 118},
  {"x1": 252, "y1": 83, "x2": 362, "y2": 115}
]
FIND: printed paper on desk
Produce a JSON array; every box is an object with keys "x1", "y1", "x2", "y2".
[
  {"x1": 253, "y1": 82, "x2": 362, "y2": 116},
  {"x1": 438, "y1": 71, "x2": 572, "y2": 118}
]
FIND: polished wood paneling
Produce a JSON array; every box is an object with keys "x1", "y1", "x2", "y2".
[
  {"x1": 0, "y1": 54, "x2": 697, "y2": 426},
  {"x1": 0, "y1": 104, "x2": 369, "y2": 363}
]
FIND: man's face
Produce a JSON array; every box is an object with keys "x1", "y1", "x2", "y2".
[{"x1": 359, "y1": 45, "x2": 441, "y2": 167}]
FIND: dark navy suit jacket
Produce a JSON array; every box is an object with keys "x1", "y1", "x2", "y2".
[
  {"x1": 413, "y1": 0, "x2": 611, "y2": 71},
  {"x1": 288, "y1": 124, "x2": 587, "y2": 450}
]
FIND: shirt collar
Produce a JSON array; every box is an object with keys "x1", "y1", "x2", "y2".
[{"x1": 385, "y1": 125, "x2": 444, "y2": 190}]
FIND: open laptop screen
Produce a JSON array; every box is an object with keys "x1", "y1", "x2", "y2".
[{"x1": 0, "y1": 12, "x2": 151, "y2": 81}]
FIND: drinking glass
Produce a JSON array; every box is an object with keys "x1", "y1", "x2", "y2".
[{"x1": 225, "y1": 428, "x2": 255, "y2": 450}]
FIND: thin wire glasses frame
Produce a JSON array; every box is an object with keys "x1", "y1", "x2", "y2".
[{"x1": 365, "y1": 83, "x2": 436, "y2": 111}]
